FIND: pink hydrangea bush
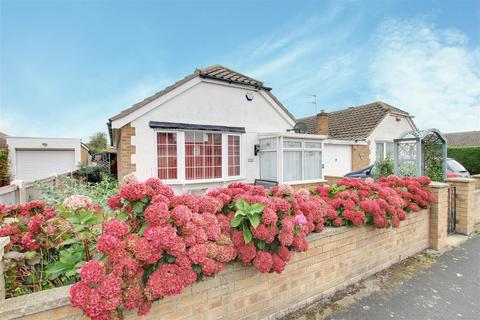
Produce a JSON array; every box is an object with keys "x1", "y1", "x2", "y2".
[
  {"x1": 1, "y1": 199, "x2": 104, "y2": 298},
  {"x1": 0, "y1": 201, "x2": 56, "y2": 253},
  {"x1": 313, "y1": 176, "x2": 434, "y2": 228},
  {"x1": 206, "y1": 183, "x2": 328, "y2": 274},
  {"x1": 71, "y1": 178, "x2": 236, "y2": 319},
  {"x1": 63, "y1": 195, "x2": 94, "y2": 211},
  {"x1": 70, "y1": 176, "x2": 435, "y2": 319}
]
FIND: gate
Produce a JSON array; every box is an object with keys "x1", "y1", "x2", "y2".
[{"x1": 447, "y1": 185, "x2": 456, "y2": 233}]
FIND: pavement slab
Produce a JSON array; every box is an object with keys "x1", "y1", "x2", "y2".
[{"x1": 325, "y1": 235, "x2": 480, "y2": 320}]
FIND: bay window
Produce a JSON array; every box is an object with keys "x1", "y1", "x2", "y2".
[{"x1": 156, "y1": 130, "x2": 242, "y2": 182}]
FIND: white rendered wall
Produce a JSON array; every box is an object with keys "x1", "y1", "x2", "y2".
[
  {"x1": 6, "y1": 137, "x2": 82, "y2": 181},
  {"x1": 323, "y1": 144, "x2": 352, "y2": 177},
  {"x1": 127, "y1": 80, "x2": 293, "y2": 187},
  {"x1": 368, "y1": 114, "x2": 416, "y2": 163}
]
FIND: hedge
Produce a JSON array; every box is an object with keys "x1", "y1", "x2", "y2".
[
  {"x1": 447, "y1": 146, "x2": 480, "y2": 175},
  {"x1": 0, "y1": 147, "x2": 9, "y2": 187}
]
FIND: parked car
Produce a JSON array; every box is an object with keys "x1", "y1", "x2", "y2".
[
  {"x1": 344, "y1": 164, "x2": 374, "y2": 179},
  {"x1": 446, "y1": 158, "x2": 470, "y2": 178},
  {"x1": 344, "y1": 158, "x2": 470, "y2": 179}
]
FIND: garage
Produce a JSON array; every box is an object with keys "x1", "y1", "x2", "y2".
[
  {"x1": 323, "y1": 143, "x2": 353, "y2": 177},
  {"x1": 16, "y1": 150, "x2": 76, "y2": 181},
  {"x1": 7, "y1": 137, "x2": 82, "y2": 182}
]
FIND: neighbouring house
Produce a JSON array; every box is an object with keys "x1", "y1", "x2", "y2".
[
  {"x1": 444, "y1": 131, "x2": 480, "y2": 147},
  {"x1": 108, "y1": 65, "x2": 366, "y2": 193},
  {"x1": 297, "y1": 101, "x2": 417, "y2": 170},
  {"x1": 0, "y1": 131, "x2": 7, "y2": 148},
  {"x1": 6, "y1": 136, "x2": 83, "y2": 182}
]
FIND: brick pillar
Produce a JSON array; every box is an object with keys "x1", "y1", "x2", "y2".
[
  {"x1": 0, "y1": 237, "x2": 9, "y2": 299},
  {"x1": 446, "y1": 178, "x2": 476, "y2": 235},
  {"x1": 117, "y1": 124, "x2": 136, "y2": 183},
  {"x1": 472, "y1": 174, "x2": 480, "y2": 190},
  {"x1": 428, "y1": 182, "x2": 449, "y2": 251}
]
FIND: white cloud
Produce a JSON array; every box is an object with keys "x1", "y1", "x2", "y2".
[{"x1": 370, "y1": 20, "x2": 480, "y2": 133}]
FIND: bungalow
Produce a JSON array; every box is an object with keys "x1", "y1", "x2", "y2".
[
  {"x1": 108, "y1": 65, "x2": 366, "y2": 193},
  {"x1": 297, "y1": 101, "x2": 417, "y2": 168}
]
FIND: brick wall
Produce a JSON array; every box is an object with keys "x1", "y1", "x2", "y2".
[
  {"x1": 117, "y1": 124, "x2": 136, "y2": 182},
  {"x1": 324, "y1": 176, "x2": 344, "y2": 185},
  {"x1": 428, "y1": 183, "x2": 449, "y2": 251},
  {"x1": 290, "y1": 181, "x2": 327, "y2": 191},
  {"x1": 2, "y1": 210, "x2": 430, "y2": 320},
  {"x1": 351, "y1": 145, "x2": 370, "y2": 171},
  {"x1": 446, "y1": 178, "x2": 476, "y2": 235}
]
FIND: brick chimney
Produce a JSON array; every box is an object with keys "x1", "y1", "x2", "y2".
[{"x1": 316, "y1": 109, "x2": 329, "y2": 135}]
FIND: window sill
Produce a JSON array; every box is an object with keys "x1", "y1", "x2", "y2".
[{"x1": 163, "y1": 176, "x2": 245, "y2": 185}]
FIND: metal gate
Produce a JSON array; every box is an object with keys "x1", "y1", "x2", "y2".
[{"x1": 447, "y1": 185, "x2": 457, "y2": 233}]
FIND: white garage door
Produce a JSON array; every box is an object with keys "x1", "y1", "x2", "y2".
[
  {"x1": 323, "y1": 144, "x2": 352, "y2": 177},
  {"x1": 16, "y1": 150, "x2": 76, "y2": 181}
]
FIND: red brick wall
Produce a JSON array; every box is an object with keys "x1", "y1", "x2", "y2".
[
  {"x1": 117, "y1": 124, "x2": 136, "y2": 182},
  {"x1": 15, "y1": 210, "x2": 430, "y2": 320}
]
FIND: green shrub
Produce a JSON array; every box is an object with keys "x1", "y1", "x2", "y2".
[
  {"x1": 35, "y1": 175, "x2": 118, "y2": 210},
  {"x1": 75, "y1": 164, "x2": 109, "y2": 183},
  {"x1": 373, "y1": 157, "x2": 394, "y2": 179},
  {"x1": 447, "y1": 147, "x2": 480, "y2": 175},
  {"x1": 0, "y1": 148, "x2": 10, "y2": 186}
]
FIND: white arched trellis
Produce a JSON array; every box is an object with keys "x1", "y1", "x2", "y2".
[{"x1": 393, "y1": 129, "x2": 447, "y2": 181}]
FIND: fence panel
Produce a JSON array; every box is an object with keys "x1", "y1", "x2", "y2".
[{"x1": 0, "y1": 185, "x2": 18, "y2": 206}]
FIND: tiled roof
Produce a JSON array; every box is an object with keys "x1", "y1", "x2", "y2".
[
  {"x1": 297, "y1": 101, "x2": 411, "y2": 140},
  {"x1": 109, "y1": 65, "x2": 292, "y2": 122},
  {"x1": 198, "y1": 65, "x2": 266, "y2": 89},
  {"x1": 444, "y1": 131, "x2": 480, "y2": 147}
]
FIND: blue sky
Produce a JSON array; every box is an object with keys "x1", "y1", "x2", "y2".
[{"x1": 1, "y1": 0, "x2": 479, "y2": 141}]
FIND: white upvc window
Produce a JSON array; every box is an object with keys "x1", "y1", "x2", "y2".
[
  {"x1": 155, "y1": 130, "x2": 243, "y2": 183},
  {"x1": 259, "y1": 136, "x2": 323, "y2": 184},
  {"x1": 227, "y1": 134, "x2": 241, "y2": 177},
  {"x1": 376, "y1": 141, "x2": 394, "y2": 161},
  {"x1": 259, "y1": 138, "x2": 277, "y2": 181},
  {"x1": 283, "y1": 140, "x2": 322, "y2": 183}
]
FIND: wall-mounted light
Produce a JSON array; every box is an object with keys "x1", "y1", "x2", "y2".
[
  {"x1": 254, "y1": 144, "x2": 260, "y2": 156},
  {"x1": 245, "y1": 91, "x2": 255, "y2": 101}
]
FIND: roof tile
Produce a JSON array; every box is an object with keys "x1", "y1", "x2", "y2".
[
  {"x1": 444, "y1": 131, "x2": 480, "y2": 147},
  {"x1": 297, "y1": 101, "x2": 411, "y2": 140}
]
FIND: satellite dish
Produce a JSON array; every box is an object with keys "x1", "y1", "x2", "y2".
[{"x1": 293, "y1": 122, "x2": 308, "y2": 134}]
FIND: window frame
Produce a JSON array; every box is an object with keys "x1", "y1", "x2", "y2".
[
  {"x1": 184, "y1": 131, "x2": 223, "y2": 181},
  {"x1": 227, "y1": 133, "x2": 241, "y2": 178},
  {"x1": 154, "y1": 129, "x2": 243, "y2": 184},
  {"x1": 259, "y1": 137, "x2": 278, "y2": 181},
  {"x1": 282, "y1": 139, "x2": 323, "y2": 184},
  {"x1": 375, "y1": 141, "x2": 394, "y2": 161}
]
